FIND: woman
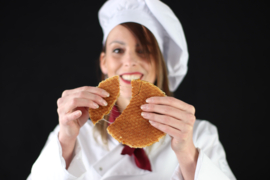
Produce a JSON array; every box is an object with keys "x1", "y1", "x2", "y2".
[{"x1": 28, "y1": 0, "x2": 236, "y2": 179}]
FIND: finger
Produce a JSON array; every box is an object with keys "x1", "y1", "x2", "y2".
[
  {"x1": 141, "y1": 112, "x2": 192, "y2": 132},
  {"x1": 59, "y1": 90, "x2": 108, "y2": 109},
  {"x1": 72, "y1": 91, "x2": 108, "y2": 107},
  {"x1": 149, "y1": 120, "x2": 184, "y2": 139},
  {"x1": 66, "y1": 98, "x2": 99, "y2": 113},
  {"x1": 62, "y1": 86, "x2": 110, "y2": 98},
  {"x1": 61, "y1": 110, "x2": 82, "y2": 124},
  {"x1": 141, "y1": 104, "x2": 196, "y2": 125},
  {"x1": 146, "y1": 96, "x2": 195, "y2": 114}
]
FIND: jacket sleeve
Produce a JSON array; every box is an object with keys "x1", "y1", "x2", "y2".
[
  {"x1": 27, "y1": 125, "x2": 87, "y2": 180},
  {"x1": 170, "y1": 120, "x2": 236, "y2": 180}
]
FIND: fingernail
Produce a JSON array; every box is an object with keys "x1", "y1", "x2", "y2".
[
  {"x1": 146, "y1": 98, "x2": 151, "y2": 103},
  {"x1": 103, "y1": 101, "x2": 108, "y2": 106},
  {"x1": 149, "y1": 120, "x2": 155, "y2": 125},
  {"x1": 94, "y1": 104, "x2": 99, "y2": 109},
  {"x1": 76, "y1": 111, "x2": 82, "y2": 116},
  {"x1": 141, "y1": 112, "x2": 147, "y2": 117},
  {"x1": 104, "y1": 92, "x2": 110, "y2": 97},
  {"x1": 141, "y1": 105, "x2": 147, "y2": 110}
]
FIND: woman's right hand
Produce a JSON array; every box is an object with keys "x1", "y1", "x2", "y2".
[{"x1": 57, "y1": 86, "x2": 110, "y2": 148}]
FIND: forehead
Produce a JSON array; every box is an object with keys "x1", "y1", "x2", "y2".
[{"x1": 106, "y1": 25, "x2": 137, "y2": 45}]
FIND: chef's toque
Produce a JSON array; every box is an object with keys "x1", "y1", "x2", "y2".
[{"x1": 98, "y1": 0, "x2": 189, "y2": 92}]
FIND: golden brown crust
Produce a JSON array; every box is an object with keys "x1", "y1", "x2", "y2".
[
  {"x1": 107, "y1": 79, "x2": 166, "y2": 148},
  {"x1": 88, "y1": 75, "x2": 120, "y2": 125}
]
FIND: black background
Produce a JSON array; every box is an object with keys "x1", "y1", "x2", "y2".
[{"x1": 1, "y1": 0, "x2": 268, "y2": 179}]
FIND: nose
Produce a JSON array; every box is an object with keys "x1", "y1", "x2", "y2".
[{"x1": 123, "y1": 51, "x2": 138, "y2": 67}]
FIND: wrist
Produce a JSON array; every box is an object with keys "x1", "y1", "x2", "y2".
[
  {"x1": 59, "y1": 132, "x2": 77, "y2": 145},
  {"x1": 58, "y1": 125, "x2": 78, "y2": 143},
  {"x1": 175, "y1": 145, "x2": 199, "y2": 166},
  {"x1": 58, "y1": 128, "x2": 77, "y2": 153},
  {"x1": 58, "y1": 132, "x2": 77, "y2": 157},
  {"x1": 175, "y1": 145, "x2": 199, "y2": 180},
  {"x1": 58, "y1": 131, "x2": 77, "y2": 169}
]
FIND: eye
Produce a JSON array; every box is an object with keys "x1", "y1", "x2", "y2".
[
  {"x1": 137, "y1": 49, "x2": 144, "y2": 54},
  {"x1": 136, "y1": 47, "x2": 145, "y2": 54},
  {"x1": 113, "y1": 48, "x2": 122, "y2": 54}
]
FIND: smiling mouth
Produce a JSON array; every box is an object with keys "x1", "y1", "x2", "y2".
[{"x1": 120, "y1": 73, "x2": 143, "y2": 84}]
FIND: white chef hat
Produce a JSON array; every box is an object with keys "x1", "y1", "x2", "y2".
[{"x1": 98, "y1": 0, "x2": 189, "y2": 92}]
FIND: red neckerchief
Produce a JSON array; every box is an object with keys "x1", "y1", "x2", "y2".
[{"x1": 108, "y1": 105, "x2": 152, "y2": 171}]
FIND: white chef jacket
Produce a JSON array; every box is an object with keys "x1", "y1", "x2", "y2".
[{"x1": 27, "y1": 120, "x2": 236, "y2": 180}]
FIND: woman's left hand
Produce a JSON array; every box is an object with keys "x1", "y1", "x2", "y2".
[{"x1": 140, "y1": 96, "x2": 196, "y2": 155}]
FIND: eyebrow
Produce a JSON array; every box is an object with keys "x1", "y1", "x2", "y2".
[{"x1": 109, "y1": 40, "x2": 126, "y2": 45}]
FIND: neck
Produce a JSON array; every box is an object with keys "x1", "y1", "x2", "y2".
[{"x1": 116, "y1": 95, "x2": 131, "y2": 113}]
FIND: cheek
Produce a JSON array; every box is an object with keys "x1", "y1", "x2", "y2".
[
  {"x1": 106, "y1": 58, "x2": 121, "y2": 75},
  {"x1": 150, "y1": 68, "x2": 156, "y2": 82},
  {"x1": 144, "y1": 62, "x2": 156, "y2": 82}
]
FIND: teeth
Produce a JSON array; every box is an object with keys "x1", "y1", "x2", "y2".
[{"x1": 122, "y1": 74, "x2": 141, "y2": 81}]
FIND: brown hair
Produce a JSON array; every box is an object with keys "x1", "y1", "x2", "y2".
[{"x1": 94, "y1": 22, "x2": 172, "y2": 149}]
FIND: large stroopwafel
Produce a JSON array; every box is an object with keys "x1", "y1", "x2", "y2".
[
  {"x1": 89, "y1": 75, "x2": 120, "y2": 125},
  {"x1": 107, "y1": 79, "x2": 166, "y2": 148}
]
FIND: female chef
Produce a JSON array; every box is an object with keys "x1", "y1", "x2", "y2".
[{"x1": 28, "y1": 0, "x2": 236, "y2": 179}]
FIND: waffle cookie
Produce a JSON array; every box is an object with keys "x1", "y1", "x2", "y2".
[
  {"x1": 89, "y1": 75, "x2": 120, "y2": 125},
  {"x1": 107, "y1": 79, "x2": 166, "y2": 148}
]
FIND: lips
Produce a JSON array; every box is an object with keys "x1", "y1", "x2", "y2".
[{"x1": 120, "y1": 72, "x2": 143, "y2": 84}]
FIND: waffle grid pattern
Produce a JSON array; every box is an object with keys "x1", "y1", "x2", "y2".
[
  {"x1": 89, "y1": 76, "x2": 120, "y2": 125},
  {"x1": 107, "y1": 79, "x2": 166, "y2": 148}
]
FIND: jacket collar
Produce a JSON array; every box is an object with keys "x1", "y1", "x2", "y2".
[
  {"x1": 92, "y1": 143, "x2": 151, "y2": 179},
  {"x1": 93, "y1": 105, "x2": 152, "y2": 178}
]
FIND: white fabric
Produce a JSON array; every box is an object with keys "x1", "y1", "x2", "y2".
[
  {"x1": 27, "y1": 120, "x2": 236, "y2": 180},
  {"x1": 98, "y1": 0, "x2": 189, "y2": 92}
]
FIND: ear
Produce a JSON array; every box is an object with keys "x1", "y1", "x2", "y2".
[{"x1": 99, "y1": 52, "x2": 107, "y2": 74}]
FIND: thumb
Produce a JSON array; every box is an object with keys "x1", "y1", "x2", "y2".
[{"x1": 63, "y1": 110, "x2": 82, "y2": 124}]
